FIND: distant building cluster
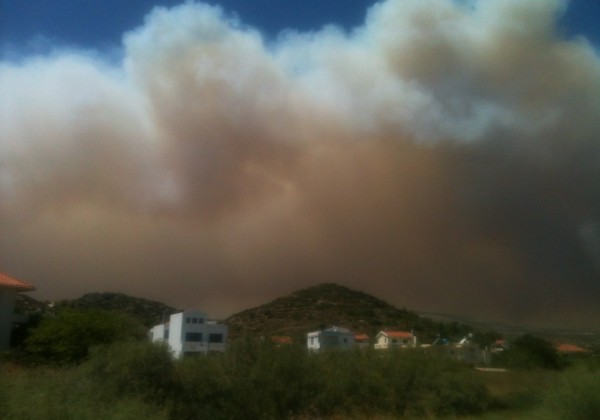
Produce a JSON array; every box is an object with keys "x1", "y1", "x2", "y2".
[{"x1": 306, "y1": 326, "x2": 492, "y2": 365}]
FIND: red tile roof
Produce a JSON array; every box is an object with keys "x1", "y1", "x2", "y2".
[
  {"x1": 0, "y1": 272, "x2": 35, "y2": 291},
  {"x1": 271, "y1": 336, "x2": 292, "y2": 345},
  {"x1": 556, "y1": 343, "x2": 589, "y2": 354},
  {"x1": 354, "y1": 334, "x2": 369, "y2": 341},
  {"x1": 381, "y1": 331, "x2": 413, "y2": 339}
]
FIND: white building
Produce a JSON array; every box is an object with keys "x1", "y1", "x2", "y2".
[
  {"x1": 150, "y1": 310, "x2": 228, "y2": 358},
  {"x1": 307, "y1": 326, "x2": 354, "y2": 352},
  {"x1": 374, "y1": 330, "x2": 417, "y2": 350},
  {"x1": 0, "y1": 272, "x2": 35, "y2": 351},
  {"x1": 429, "y1": 335, "x2": 492, "y2": 365}
]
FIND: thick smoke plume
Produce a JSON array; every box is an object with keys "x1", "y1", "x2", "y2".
[{"x1": 2, "y1": 0, "x2": 599, "y2": 328}]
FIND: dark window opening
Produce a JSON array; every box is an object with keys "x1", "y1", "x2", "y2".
[
  {"x1": 185, "y1": 332, "x2": 203, "y2": 342},
  {"x1": 209, "y1": 333, "x2": 223, "y2": 343}
]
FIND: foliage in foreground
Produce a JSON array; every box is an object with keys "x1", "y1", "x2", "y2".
[
  {"x1": 22, "y1": 308, "x2": 146, "y2": 365},
  {"x1": 2, "y1": 338, "x2": 493, "y2": 419},
  {"x1": 4, "y1": 336, "x2": 598, "y2": 419},
  {"x1": 493, "y1": 334, "x2": 564, "y2": 370}
]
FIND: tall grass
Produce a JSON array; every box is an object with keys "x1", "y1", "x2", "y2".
[
  {"x1": 0, "y1": 361, "x2": 167, "y2": 420},
  {"x1": 10, "y1": 340, "x2": 598, "y2": 420}
]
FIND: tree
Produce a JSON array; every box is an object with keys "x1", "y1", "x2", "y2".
[
  {"x1": 497, "y1": 334, "x2": 563, "y2": 370},
  {"x1": 23, "y1": 308, "x2": 145, "y2": 365}
]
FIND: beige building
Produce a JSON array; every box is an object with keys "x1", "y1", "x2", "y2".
[{"x1": 374, "y1": 330, "x2": 417, "y2": 349}]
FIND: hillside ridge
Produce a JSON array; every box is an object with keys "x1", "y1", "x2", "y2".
[{"x1": 225, "y1": 283, "x2": 458, "y2": 341}]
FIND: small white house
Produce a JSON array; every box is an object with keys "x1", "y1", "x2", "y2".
[
  {"x1": 374, "y1": 330, "x2": 417, "y2": 350},
  {"x1": 0, "y1": 272, "x2": 35, "y2": 351},
  {"x1": 451, "y1": 336, "x2": 492, "y2": 365},
  {"x1": 430, "y1": 335, "x2": 492, "y2": 365},
  {"x1": 150, "y1": 310, "x2": 228, "y2": 358},
  {"x1": 307, "y1": 326, "x2": 354, "y2": 352}
]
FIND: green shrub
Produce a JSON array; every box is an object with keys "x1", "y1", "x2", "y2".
[
  {"x1": 545, "y1": 367, "x2": 600, "y2": 419},
  {"x1": 23, "y1": 309, "x2": 145, "y2": 365},
  {"x1": 382, "y1": 350, "x2": 490, "y2": 417},
  {"x1": 0, "y1": 363, "x2": 167, "y2": 419},
  {"x1": 495, "y1": 334, "x2": 563, "y2": 370},
  {"x1": 4, "y1": 336, "x2": 493, "y2": 419},
  {"x1": 169, "y1": 354, "x2": 232, "y2": 420},
  {"x1": 83, "y1": 340, "x2": 175, "y2": 403},
  {"x1": 220, "y1": 337, "x2": 322, "y2": 419}
]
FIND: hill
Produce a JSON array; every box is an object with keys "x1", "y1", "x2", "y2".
[
  {"x1": 56, "y1": 292, "x2": 180, "y2": 327},
  {"x1": 225, "y1": 283, "x2": 469, "y2": 341}
]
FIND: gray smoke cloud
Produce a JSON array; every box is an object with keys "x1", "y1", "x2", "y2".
[{"x1": 2, "y1": 0, "x2": 599, "y2": 328}]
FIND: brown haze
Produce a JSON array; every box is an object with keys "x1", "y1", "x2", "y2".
[{"x1": 2, "y1": 0, "x2": 600, "y2": 328}]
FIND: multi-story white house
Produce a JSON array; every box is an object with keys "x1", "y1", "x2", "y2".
[
  {"x1": 0, "y1": 272, "x2": 35, "y2": 351},
  {"x1": 307, "y1": 326, "x2": 354, "y2": 352},
  {"x1": 150, "y1": 310, "x2": 228, "y2": 358},
  {"x1": 374, "y1": 330, "x2": 417, "y2": 349}
]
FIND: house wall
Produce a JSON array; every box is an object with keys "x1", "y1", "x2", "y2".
[
  {"x1": 307, "y1": 333, "x2": 320, "y2": 351},
  {"x1": 0, "y1": 289, "x2": 16, "y2": 350},
  {"x1": 151, "y1": 310, "x2": 228, "y2": 358},
  {"x1": 167, "y1": 312, "x2": 184, "y2": 357},
  {"x1": 150, "y1": 324, "x2": 166, "y2": 342},
  {"x1": 374, "y1": 334, "x2": 388, "y2": 349},
  {"x1": 374, "y1": 334, "x2": 416, "y2": 349},
  {"x1": 307, "y1": 329, "x2": 354, "y2": 352}
]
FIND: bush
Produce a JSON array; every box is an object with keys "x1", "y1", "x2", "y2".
[
  {"x1": 169, "y1": 354, "x2": 232, "y2": 420},
  {"x1": 4, "y1": 336, "x2": 493, "y2": 418},
  {"x1": 545, "y1": 367, "x2": 600, "y2": 419},
  {"x1": 83, "y1": 340, "x2": 175, "y2": 403},
  {"x1": 380, "y1": 350, "x2": 490, "y2": 417},
  {"x1": 23, "y1": 309, "x2": 146, "y2": 365},
  {"x1": 0, "y1": 362, "x2": 167, "y2": 419},
  {"x1": 495, "y1": 334, "x2": 563, "y2": 370}
]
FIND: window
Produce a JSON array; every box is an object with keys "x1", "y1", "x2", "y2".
[
  {"x1": 185, "y1": 332, "x2": 203, "y2": 342},
  {"x1": 198, "y1": 318, "x2": 204, "y2": 324},
  {"x1": 164, "y1": 329, "x2": 169, "y2": 339},
  {"x1": 392, "y1": 339, "x2": 398, "y2": 344},
  {"x1": 209, "y1": 333, "x2": 223, "y2": 343},
  {"x1": 185, "y1": 317, "x2": 191, "y2": 324}
]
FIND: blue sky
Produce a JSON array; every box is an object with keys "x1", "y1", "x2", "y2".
[{"x1": 2, "y1": 0, "x2": 599, "y2": 53}]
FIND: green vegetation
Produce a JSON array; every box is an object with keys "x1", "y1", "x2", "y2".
[
  {"x1": 3, "y1": 337, "x2": 599, "y2": 419},
  {"x1": 22, "y1": 308, "x2": 146, "y2": 365},
  {"x1": 493, "y1": 334, "x2": 564, "y2": 370},
  {"x1": 56, "y1": 292, "x2": 180, "y2": 327},
  {"x1": 5, "y1": 286, "x2": 599, "y2": 419},
  {"x1": 226, "y1": 283, "x2": 473, "y2": 342},
  {"x1": 3, "y1": 306, "x2": 600, "y2": 419},
  {"x1": 2, "y1": 339, "x2": 494, "y2": 419}
]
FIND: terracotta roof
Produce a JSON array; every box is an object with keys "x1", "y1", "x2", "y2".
[
  {"x1": 354, "y1": 334, "x2": 369, "y2": 341},
  {"x1": 0, "y1": 272, "x2": 35, "y2": 291},
  {"x1": 271, "y1": 336, "x2": 292, "y2": 344},
  {"x1": 380, "y1": 331, "x2": 413, "y2": 339},
  {"x1": 556, "y1": 343, "x2": 589, "y2": 354}
]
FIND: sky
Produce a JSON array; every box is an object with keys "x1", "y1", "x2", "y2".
[{"x1": 1, "y1": 0, "x2": 600, "y2": 329}]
